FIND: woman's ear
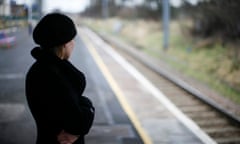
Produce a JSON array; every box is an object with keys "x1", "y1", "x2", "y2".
[
  {"x1": 64, "y1": 40, "x2": 74, "y2": 49},
  {"x1": 63, "y1": 43, "x2": 68, "y2": 49}
]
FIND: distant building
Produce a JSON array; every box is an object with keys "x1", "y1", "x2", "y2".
[
  {"x1": 11, "y1": 3, "x2": 27, "y2": 17},
  {"x1": 0, "y1": 0, "x2": 11, "y2": 16}
]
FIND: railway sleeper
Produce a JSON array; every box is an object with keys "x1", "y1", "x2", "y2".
[
  {"x1": 195, "y1": 119, "x2": 229, "y2": 127},
  {"x1": 166, "y1": 97, "x2": 203, "y2": 106},
  {"x1": 204, "y1": 127, "x2": 240, "y2": 138},
  {"x1": 187, "y1": 111, "x2": 221, "y2": 120},
  {"x1": 179, "y1": 105, "x2": 211, "y2": 113},
  {"x1": 175, "y1": 102, "x2": 202, "y2": 107},
  {"x1": 161, "y1": 91, "x2": 191, "y2": 97},
  {"x1": 215, "y1": 137, "x2": 240, "y2": 144}
]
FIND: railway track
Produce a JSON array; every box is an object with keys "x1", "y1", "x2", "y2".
[{"x1": 98, "y1": 33, "x2": 240, "y2": 144}]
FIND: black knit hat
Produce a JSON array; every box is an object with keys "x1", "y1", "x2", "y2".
[{"x1": 33, "y1": 13, "x2": 77, "y2": 48}]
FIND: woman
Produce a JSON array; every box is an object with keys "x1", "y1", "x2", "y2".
[{"x1": 25, "y1": 13, "x2": 95, "y2": 144}]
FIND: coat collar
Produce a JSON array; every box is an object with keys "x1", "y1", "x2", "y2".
[
  {"x1": 31, "y1": 47, "x2": 61, "y2": 63},
  {"x1": 31, "y1": 47, "x2": 86, "y2": 94}
]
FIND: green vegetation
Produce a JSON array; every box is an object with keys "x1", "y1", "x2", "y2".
[
  {"x1": 0, "y1": 17, "x2": 28, "y2": 30},
  {"x1": 81, "y1": 17, "x2": 240, "y2": 104}
]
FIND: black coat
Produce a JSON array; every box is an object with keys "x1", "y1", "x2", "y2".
[{"x1": 25, "y1": 47, "x2": 94, "y2": 144}]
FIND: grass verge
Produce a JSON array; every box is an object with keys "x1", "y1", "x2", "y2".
[{"x1": 80, "y1": 17, "x2": 240, "y2": 105}]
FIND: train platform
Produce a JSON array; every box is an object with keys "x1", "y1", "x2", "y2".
[
  {"x1": 0, "y1": 27, "x2": 217, "y2": 144},
  {"x1": 78, "y1": 27, "x2": 217, "y2": 144}
]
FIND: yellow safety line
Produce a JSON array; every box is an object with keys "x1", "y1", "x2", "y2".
[{"x1": 80, "y1": 32, "x2": 152, "y2": 144}]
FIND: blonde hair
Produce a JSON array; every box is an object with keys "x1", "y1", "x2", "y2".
[{"x1": 52, "y1": 45, "x2": 65, "y2": 59}]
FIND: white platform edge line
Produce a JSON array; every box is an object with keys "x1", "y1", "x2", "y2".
[
  {"x1": 79, "y1": 28, "x2": 153, "y2": 144},
  {"x1": 83, "y1": 27, "x2": 217, "y2": 144}
]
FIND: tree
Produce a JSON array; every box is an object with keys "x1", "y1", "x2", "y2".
[
  {"x1": 182, "y1": 0, "x2": 240, "y2": 39},
  {"x1": 181, "y1": 0, "x2": 240, "y2": 70}
]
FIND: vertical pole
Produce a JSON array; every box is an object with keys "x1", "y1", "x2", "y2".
[
  {"x1": 27, "y1": 1, "x2": 32, "y2": 35},
  {"x1": 162, "y1": 0, "x2": 170, "y2": 50},
  {"x1": 38, "y1": 0, "x2": 42, "y2": 17},
  {"x1": 102, "y1": 0, "x2": 108, "y2": 19},
  {"x1": 28, "y1": 3, "x2": 32, "y2": 23}
]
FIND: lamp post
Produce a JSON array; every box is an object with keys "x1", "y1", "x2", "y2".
[
  {"x1": 102, "y1": 0, "x2": 108, "y2": 19},
  {"x1": 27, "y1": 3, "x2": 32, "y2": 23},
  {"x1": 162, "y1": 0, "x2": 170, "y2": 50},
  {"x1": 25, "y1": 0, "x2": 33, "y2": 35}
]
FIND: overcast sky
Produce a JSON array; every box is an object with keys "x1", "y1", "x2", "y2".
[
  {"x1": 14, "y1": 0, "x2": 200, "y2": 13},
  {"x1": 43, "y1": 0, "x2": 90, "y2": 13}
]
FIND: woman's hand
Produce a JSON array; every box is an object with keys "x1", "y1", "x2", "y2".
[{"x1": 57, "y1": 130, "x2": 79, "y2": 144}]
